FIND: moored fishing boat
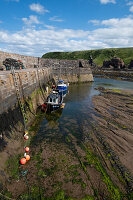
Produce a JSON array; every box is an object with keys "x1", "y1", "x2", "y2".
[
  {"x1": 57, "y1": 80, "x2": 68, "y2": 92},
  {"x1": 45, "y1": 91, "x2": 64, "y2": 112}
]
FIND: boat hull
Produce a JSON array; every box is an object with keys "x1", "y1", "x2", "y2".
[
  {"x1": 57, "y1": 85, "x2": 67, "y2": 90},
  {"x1": 47, "y1": 103, "x2": 62, "y2": 113}
]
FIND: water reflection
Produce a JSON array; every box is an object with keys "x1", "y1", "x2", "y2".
[{"x1": 45, "y1": 109, "x2": 63, "y2": 127}]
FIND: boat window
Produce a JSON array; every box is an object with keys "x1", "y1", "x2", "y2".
[
  {"x1": 53, "y1": 98, "x2": 56, "y2": 103},
  {"x1": 50, "y1": 98, "x2": 52, "y2": 102}
]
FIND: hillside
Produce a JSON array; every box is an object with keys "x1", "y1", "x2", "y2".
[{"x1": 42, "y1": 47, "x2": 133, "y2": 67}]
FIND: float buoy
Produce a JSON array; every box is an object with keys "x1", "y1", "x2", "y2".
[
  {"x1": 25, "y1": 147, "x2": 29, "y2": 152},
  {"x1": 25, "y1": 130, "x2": 28, "y2": 135},
  {"x1": 24, "y1": 135, "x2": 29, "y2": 140},
  {"x1": 20, "y1": 158, "x2": 26, "y2": 165},
  {"x1": 25, "y1": 155, "x2": 30, "y2": 161}
]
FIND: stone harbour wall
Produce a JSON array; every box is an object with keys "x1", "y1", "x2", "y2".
[
  {"x1": 0, "y1": 68, "x2": 52, "y2": 115},
  {"x1": 0, "y1": 51, "x2": 40, "y2": 68},
  {"x1": 40, "y1": 58, "x2": 94, "y2": 82},
  {"x1": 0, "y1": 51, "x2": 94, "y2": 83}
]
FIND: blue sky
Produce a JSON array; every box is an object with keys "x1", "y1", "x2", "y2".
[{"x1": 0, "y1": 0, "x2": 133, "y2": 56}]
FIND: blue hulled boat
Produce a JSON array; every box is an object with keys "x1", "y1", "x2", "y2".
[{"x1": 57, "y1": 80, "x2": 68, "y2": 92}]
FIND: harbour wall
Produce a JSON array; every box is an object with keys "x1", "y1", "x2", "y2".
[
  {"x1": 0, "y1": 67, "x2": 52, "y2": 148},
  {"x1": 0, "y1": 68, "x2": 52, "y2": 115},
  {"x1": 0, "y1": 51, "x2": 39, "y2": 68},
  {"x1": 40, "y1": 58, "x2": 94, "y2": 82}
]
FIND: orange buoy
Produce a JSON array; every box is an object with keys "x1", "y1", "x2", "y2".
[
  {"x1": 25, "y1": 147, "x2": 29, "y2": 152},
  {"x1": 24, "y1": 135, "x2": 29, "y2": 140},
  {"x1": 20, "y1": 158, "x2": 26, "y2": 165},
  {"x1": 25, "y1": 155, "x2": 30, "y2": 161}
]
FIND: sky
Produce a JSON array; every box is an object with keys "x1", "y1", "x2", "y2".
[{"x1": 0, "y1": 0, "x2": 133, "y2": 57}]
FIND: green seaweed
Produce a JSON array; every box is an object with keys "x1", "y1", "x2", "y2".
[
  {"x1": 84, "y1": 146, "x2": 122, "y2": 200},
  {"x1": 5, "y1": 154, "x2": 21, "y2": 180}
]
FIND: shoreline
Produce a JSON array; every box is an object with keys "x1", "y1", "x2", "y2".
[{"x1": 93, "y1": 70, "x2": 133, "y2": 82}]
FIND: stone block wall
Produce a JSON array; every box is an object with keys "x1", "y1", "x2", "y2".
[
  {"x1": 0, "y1": 68, "x2": 52, "y2": 114},
  {"x1": 0, "y1": 51, "x2": 93, "y2": 82},
  {"x1": 0, "y1": 51, "x2": 39, "y2": 68},
  {"x1": 40, "y1": 58, "x2": 93, "y2": 82}
]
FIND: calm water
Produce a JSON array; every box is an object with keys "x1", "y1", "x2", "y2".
[{"x1": 35, "y1": 77, "x2": 133, "y2": 143}]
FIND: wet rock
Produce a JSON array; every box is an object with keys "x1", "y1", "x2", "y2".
[
  {"x1": 102, "y1": 57, "x2": 125, "y2": 70},
  {"x1": 128, "y1": 60, "x2": 133, "y2": 69},
  {"x1": 103, "y1": 60, "x2": 112, "y2": 68},
  {"x1": 95, "y1": 87, "x2": 106, "y2": 92}
]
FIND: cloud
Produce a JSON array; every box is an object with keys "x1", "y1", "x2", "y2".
[
  {"x1": 88, "y1": 20, "x2": 100, "y2": 25},
  {"x1": 100, "y1": 0, "x2": 116, "y2": 4},
  {"x1": 126, "y1": 1, "x2": 133, "y2": 12},
  {"x1": 49, "y1": 16, "x2": 64, "y2": 22},
  {"x1": 1, "y1": 17, "x2": 133, "y2": 57},
  {"x1": 29, "y1": 3, "x2": 49, "y2": 14},
  {"x1": 126, "y1": 1, "x2": 133, "y2": 6},
  {"x1": 129, "y1": 5, "x2": 133, "y2": 12},
  {"x1": 22, "y1": 15, "x2": 41, "y2": 25},
  {"x1": 44, "y1": 25, "x2": 56, "y2": 30}
]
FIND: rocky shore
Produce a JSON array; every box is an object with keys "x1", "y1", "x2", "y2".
[
  {"x1": 92, "y1": 87, "x2": 133, "y2": 195},
  {"x1": 92, "y1": 69, "x2": 133, "y2": 81}
]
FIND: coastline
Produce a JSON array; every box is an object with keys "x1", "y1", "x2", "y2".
[{"x1": 92, "y1": 69, "x2": 133, "y2": 81}]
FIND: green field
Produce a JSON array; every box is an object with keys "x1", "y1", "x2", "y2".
[{"x1": 42, "y1": 47, "x2": 133, "y2": 67}]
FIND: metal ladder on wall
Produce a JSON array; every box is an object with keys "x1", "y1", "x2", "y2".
[{"x1": 11, "y1": 66, "x2": 28, "y2": 129}]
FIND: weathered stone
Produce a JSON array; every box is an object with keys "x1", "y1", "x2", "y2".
[
  {"x1": 128, "y1": 60, "x2": 133, "y2": 69},
  {"x1": 111, "y1": 57, "x2": 125, "y2": 69},
  {"x1": 103, "y1": 60, "x2": 112, "y2": 68},
  {"x1": 102, "y1": 57, "x2": 125, "y2": 69},
  {"x1": 0, "y1": 68, "x2": 51, "y2": 115}
]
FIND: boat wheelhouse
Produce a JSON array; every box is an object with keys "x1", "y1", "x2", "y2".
[{"x1": 46, "y1": 91, "x2": 63, "y2": 112}]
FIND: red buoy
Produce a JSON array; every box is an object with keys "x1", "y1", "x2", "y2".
[
  {"x1": 20, "y1": 158, "x2": 26, "y2": 165},
  {"x1": 25, "y1": 155, "x2": 30, "y2": 161},
  {"x1": 25, "y1": 147, "x2": 29, "y2": 152},
  {"x1": 24, "y1": 135, "x2": 29, "y2": 140}
]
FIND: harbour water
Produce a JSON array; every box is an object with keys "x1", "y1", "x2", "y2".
[{"x1": 35, "y1": 77, "x2": 133, "y2": 144}]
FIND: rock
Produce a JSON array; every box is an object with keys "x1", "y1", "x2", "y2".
[
  {"x1": 128, "y1": 60, "x2": 133, "y2": 69},
  {"x1": 0, "y1": 66, "x2": 3, "y2": 70},
  {"x1": 102, "y1": 57, "x2": 125, "y2": 70},
  {"x1": 103, "y1": 60, "x2": 112, "y2": 68},
  {"x1": 111, "y1": 57, "x2": 125, "y2": 69}
]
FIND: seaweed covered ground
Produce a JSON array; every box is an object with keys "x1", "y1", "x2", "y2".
[{"x1": 2, "y1": 88, "x2": 133, "y2": 200}]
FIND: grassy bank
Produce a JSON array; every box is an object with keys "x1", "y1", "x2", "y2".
[{"x1": 42, "y1": 47, "x2": 133, "y2": 66}]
